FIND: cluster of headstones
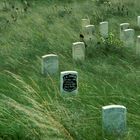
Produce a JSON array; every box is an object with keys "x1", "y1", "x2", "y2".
[
  {"x1": 41, "y1": 55, "x2": 127, "y2": 137},
  {"x1": 41, "y1": 54, "x2": 78, "y2": 94},
  {"x1": 120, "y1": 17, "x2": 140, "y2": 54},
  {"x1": 81, "y1": 16, "x2": 140, "y2": 51},
  {"x1": 73, "y1": 16, "x2": 140, "y2": 62},
  {"x1": 41, "y1": 16, "x2": 140, "y2": 137}
]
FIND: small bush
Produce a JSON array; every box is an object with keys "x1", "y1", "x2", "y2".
[{"x1": 97, "y1": 33, "x2": 124, "y2": 54}]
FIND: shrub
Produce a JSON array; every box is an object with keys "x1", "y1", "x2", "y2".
[{"x1": 97, "y1": 33, "x2": 123, "y2": 54}]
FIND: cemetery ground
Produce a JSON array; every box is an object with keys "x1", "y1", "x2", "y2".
[{"x1": 0, "y1": 0, "x2": 140, "y2": 139}]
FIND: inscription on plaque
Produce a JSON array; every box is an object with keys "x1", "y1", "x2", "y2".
[
  {"x1": 60, "y1": 71, "x2": 78, "y2": 94},
  {"x1": 63, "y1": 74, "x2": 77, "y2": 92}
]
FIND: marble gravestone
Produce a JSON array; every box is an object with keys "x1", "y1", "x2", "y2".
[
  {"x1": 81, "y1": 19, "x2": 90, "y2": 29},
  {"x1": 60, "y1": 71, "x2": 78, "y2": 94},
  {"x1": 120, "y1": 23, "x2": 130, "y2": 40},
  {"x1": 42, "y1": 54, "x2": 58, "y2": 75},
  {"x1": 123, "y1": 29, "x2": 135, "y2": 47},
  {"x1": 72, "y1": 42, "x2": 85, "y2": 61},
  {"x1": 83, "y1": 25, "x2": 95, "y2": 41},
  {"x1": 102, "y1": 105, "x2": 127, "y2": 136},
  {"x1": 136, "y1": 36, "x2": 140, "y2": 55},
  {"x1": 99, "y1": 21, "x2": 108, "y2": 38},
  {"x1": 138, "y1": 16, "x2": 140, "y2": 27}
]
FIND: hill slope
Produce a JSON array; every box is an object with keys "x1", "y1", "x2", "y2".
[{"x1": 0, "y1": 0, "x2": 140, "y2": 139}]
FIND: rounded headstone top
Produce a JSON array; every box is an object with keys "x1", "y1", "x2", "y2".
[
  {"x1": 82, "y1": 19, "x2": 90, "y2": 21},
  {"x1": 73, "y1": 42, "x2": 85, "y2": 46},
  {"x1": 85, "y1": 25, "x2": 95, "y2": 28},
  {"x1": 42, "y1": 54, "x2": 58, "y2": 58},
  {"x1": 61, "y1": 71, "x2": 78, "y2": 75},
  {"x1": 120, "y1": 23, "x2": 130, "y2": 26},
  {"x1": 137, "y1": 35, "x2": 140, "y2": 39},
  {"x1": 102, "y1": 105, "x2": 126, "y2": 110},
  {"x1": 100, "y1": 21, "x2": 108, "y2": 24},
  {"x1": 124, "y1": 28, "x2": 134, "y2": 32}
]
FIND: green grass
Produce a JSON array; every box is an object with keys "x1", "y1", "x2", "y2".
[{"x1": 0, "y1": 0, "x2": 140, "y2": 139}]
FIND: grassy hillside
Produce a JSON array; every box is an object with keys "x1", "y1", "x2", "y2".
[{"x1": 0, "y1": 0, "x2": 140, "y2": 139}]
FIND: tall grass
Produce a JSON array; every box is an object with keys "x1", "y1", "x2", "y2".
[{"x1": 0, "y1": 0, "x2": 140, "y2": 139}]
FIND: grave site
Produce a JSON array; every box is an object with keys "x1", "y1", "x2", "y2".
[{"x1": 1, "y1": 0, "x2": 140, "y2": 139}]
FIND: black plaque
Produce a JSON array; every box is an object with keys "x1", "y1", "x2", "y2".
[{"x1": 63, "y1": 74, "x2": 77, "y2": 92}]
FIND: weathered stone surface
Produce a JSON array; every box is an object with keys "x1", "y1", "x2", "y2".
[
  {"x1": 42, "y1": 54, "x2": 58, "y2": 75},
  {"x1": 81, "y1": 18, "x2": 90, "y2": 28},
  {"x1": 83, "y1": 25, "x2": 95, "y2": 41},
  {"x1": 100, "y1": 21, "x2": 108, "y2": 38},
  {"x1": 102, "y1": 105, "x2": 127, "y2": 136},
  {"x1": 72, "y1": 42, "x2": 85, "y2": 60},
  {"x1": 123, "y1": 29, "x2": 135, "y2": 47},
  {"x1": 120, "y1": 23, "x2": 130, "y2": 40}
]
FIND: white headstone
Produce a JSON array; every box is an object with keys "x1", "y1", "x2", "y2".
[
  {"x1": 137, "y1": 16, "x2": 140, "y2": 27},
  {"x1": 60, "y1": 71, "x2": 78, "y2": 94},
  {"x1": 72, "y1": 42, "x2": 85, "y2": 61},
  {"x1": 102, "y1": 105, "x2": 127, "y2": 136},
  {"x1": 136, "y1": 36, "x2": 140, "y2": 55},
  {"x1": 123, "y1": 29, "x2": 135, "y2": 47},
  {"x1": 42, "y1": 54, "x2": 58, "y2": 75},
  {"x1": 120, "y1": 23, "x2": 130, "y2": 40},
  {"x1": 81, "y1": 19, "x2": 90, "y2": 28},
  {"x1": 83, "y1": 25, "x2": 95, "y2": 41},
  {"x1": 99, "y1": 21, "x2": 108, "y2": 38}
]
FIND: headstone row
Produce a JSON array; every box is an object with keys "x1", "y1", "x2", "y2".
[
  {"x1": 41, "y1": 55, "x2": 78, "y2": 92},
  {"x1": 39, "y1": 15, "x2": 140, "y2": 140},
  {"x1": 41, "y1": 55, "x2": 128, "y2": 137},
  {"x1": 81, "y1": 18, "x2": 140, "y2": 52},
  {"x1": 41, "y1": 16, "x2": 140, "y2": 75},
  {"x1": 81, "y1": 18, "x2": 109, "y2": 39},
  {"x1": 42, "y1": 34, "x2": 140, "y2": 76},
  {"x1": 41, "y1": 56, "x2": 128, "y2": 138},
  {"x1": 81, "y1": 19, "x2": 135, "y2": 48},
  {"x1": 82, "y1": 16, "x2": 140, "y2": 40}
]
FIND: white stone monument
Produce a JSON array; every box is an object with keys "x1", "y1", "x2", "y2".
[
  {"x1": 99, "y1": 21, "x2": 108, "y2": 38},
  {"x1": 60, "y1": 71, "x2": 78, "y2": 94},
  {"x1": 81, "y1": 18, "x2": 90, "y2": 29},
  {"x1": 123, "y1": 29, "x2": 135, "y2": 47},
  {"x1": 136, "y1": 36, "x2": 140, "y2": 55},
  {"x1": 42, "y1": 54, "x2": 58, "y2": 75},
  {"x1": 72, "y1": 42, "x2": 85, "y2": 61},
  {"x1": 83, "y1": 25, "x2": 95, "y2": 41},
  {"x1": 102, "y1": 105, "x2": 127, "y2": 136},
  {"x1": 120, "y1": 23, "x2": 130, "y2": 40},
  {"x1": 137, "y1": 16, "x2": 140, "y2": 27}
]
